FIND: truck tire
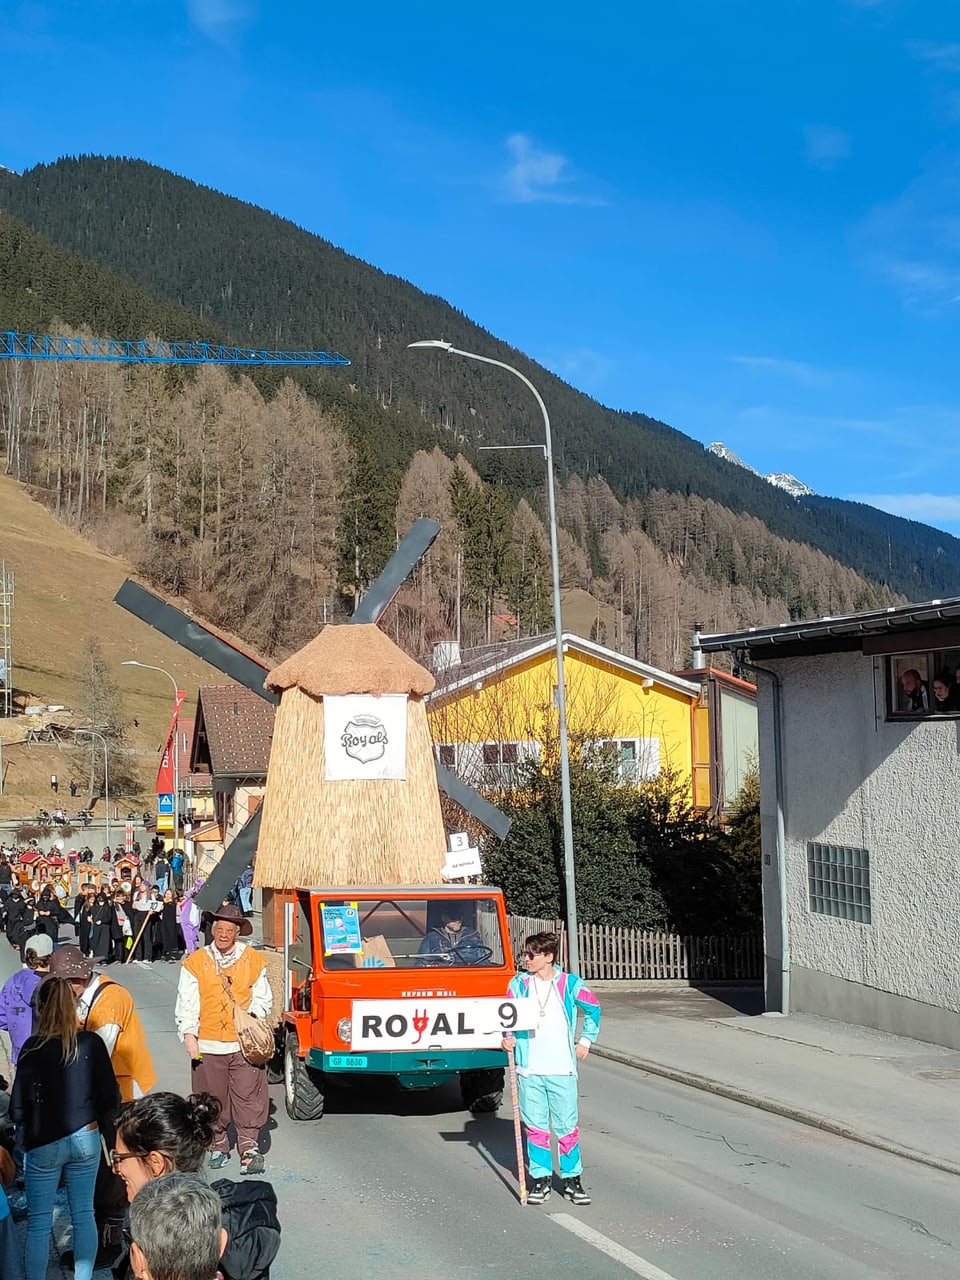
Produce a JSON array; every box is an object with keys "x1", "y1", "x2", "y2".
[
  {"x1": 284, "y1": 1030, "x2": 324, "y2": 1121},
  {"x1": 460, "y1": 1067, "x2": 505, "y2": 1113}
]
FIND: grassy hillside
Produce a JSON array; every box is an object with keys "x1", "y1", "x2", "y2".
[{"x1": 0, "y1": 473, "x2": 247, "y2": 817}]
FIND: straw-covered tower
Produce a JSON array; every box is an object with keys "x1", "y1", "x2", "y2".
[{"x1": 254, "y1": 623, "x2": 446, "y2": 889}]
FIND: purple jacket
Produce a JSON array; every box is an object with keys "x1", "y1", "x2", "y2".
[{"x1": 0, "y1": 968, "x2": 41, "y2": 1063}]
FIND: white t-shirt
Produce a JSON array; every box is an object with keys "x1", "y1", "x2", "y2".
[{"x1": 520, "y1": 976, "x2": 574, "y2": 1077}]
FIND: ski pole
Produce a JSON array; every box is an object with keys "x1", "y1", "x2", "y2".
[{"x1": 506, "y1": 1040, "x2": 527, "y2": 1206}]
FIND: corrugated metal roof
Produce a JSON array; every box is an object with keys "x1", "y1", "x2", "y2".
[{"x1": 699, "y1": 596, "x2": 960, "y2": 654}]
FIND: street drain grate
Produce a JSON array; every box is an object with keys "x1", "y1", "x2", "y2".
[{"x1": 915, "y1": 1069, "x2": 960, "y2": 1079}]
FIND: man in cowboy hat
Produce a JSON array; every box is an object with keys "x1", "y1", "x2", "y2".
[{"x1": 175, "y1": 902, "x2": 273, "y2": 1174}]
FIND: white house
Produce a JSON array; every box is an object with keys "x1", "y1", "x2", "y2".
[{"x1": 699, "y1": 597, "x2": 960, "y2": 1048}]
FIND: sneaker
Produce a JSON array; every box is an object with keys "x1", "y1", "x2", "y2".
[
  {"x1": 240, "y1": 1147, "x2": 265, "y2": 1175},
  {"x1": 208, "y1": 1151, "x2": 230, "y2": 1170},
  {"x1": 563, "y1": 1177, "x2": 591, "y2": 1205},
  {"x1": 525, "y1": 1177, "x2": 551, "y2": 1205}
]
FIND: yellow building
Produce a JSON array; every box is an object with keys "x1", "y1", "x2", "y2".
[{"x1": 428, "y1": 634, "x2": 696, "y2": 800}]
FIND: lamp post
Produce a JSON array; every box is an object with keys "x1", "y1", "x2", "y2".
[
  {"x1": 76, "y1": 728, "x2": 110, "y2": 853},
  {"x1": 121, "y1": 660, "x2": 181, "y2": 858},
  {"x1": 408, "y1": 339, "x2": 580, "y2": 974}
]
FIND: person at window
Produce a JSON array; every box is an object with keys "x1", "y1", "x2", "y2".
[
  {"x1": 417, "y1": 906, "x2": 489, "y2": 965},
  {"x1": 931, "y1": 671, "x2": 960, "y2": 713},
  {"x1": 898, "y1": 668, "x2": 929, "y2": 712}
]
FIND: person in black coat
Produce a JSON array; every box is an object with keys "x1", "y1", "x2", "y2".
[
  {"x1": 74, "y1": 883, "x2": 97, "y2": 955},
  {"x1": 3, "y1": 889, "x2": 24, "y2": 951},
  {"x1": 14, "y1": 896, "x2": 37, "y2": 962},
  {"x1": 35, "y1": 885, "x2": 65, "y2": 944},
  {"x1": 159, "y1": 889, "x2": 181, "y2": 962},
  {"x1": 88, "y1": 891, "x2": 114, "y2": 963}
]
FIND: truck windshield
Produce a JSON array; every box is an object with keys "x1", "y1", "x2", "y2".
[{"x1": 318, "y1": 897, "x2": 505, "y2": 970}]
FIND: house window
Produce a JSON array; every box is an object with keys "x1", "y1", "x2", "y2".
[
  {"x1": 807, "y1": 842, "x2": 871, "y2": 924},
  {"x1": 586, "y1": 738, "x2": 661, "y2": 784},
  {"x1": 435, "y1": 741, "x2": 539, "y2": 788},
  {"x1": 887, "y1": 651, "x2": 960, "y2": 719}
]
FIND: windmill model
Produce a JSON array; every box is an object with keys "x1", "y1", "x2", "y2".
[{"x1": 115, "y1": 518, "x2": 510, "y2": 923}]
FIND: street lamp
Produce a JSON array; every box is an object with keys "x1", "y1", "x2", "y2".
[
  {"x1": 75, "y1": 727, "x2": 110, "y2": 853},
  {"x1": 121, "y1": 660, "x2": 181, "y2": 859},
  {"x1": 408, "y1": 339, "x2": 580, "y2": 974}
]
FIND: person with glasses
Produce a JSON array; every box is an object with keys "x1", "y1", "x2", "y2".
[
  {"x1": 10, "y1": 975, "x2": 120, "y2": 1280},
  {"x1": 502, "y1": 930, "x2": 601, "y2": 1207},
  {"x1": 109, "y1": 1091, "x2": 281, "y2": 1280}
]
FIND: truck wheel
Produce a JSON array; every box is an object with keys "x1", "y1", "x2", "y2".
[
  {"x1": 284, "y1": 1030, "x2": 324, "y2": 1121},
  {"x1": 460, "y1": 1067, "x2": 505, "y2": 1113}
]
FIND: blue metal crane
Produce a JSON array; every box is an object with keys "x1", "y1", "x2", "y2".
[{"x1": 0, "y1": 330, "x2": 350, "y2": 366}]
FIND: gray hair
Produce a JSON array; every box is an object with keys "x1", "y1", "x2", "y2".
[{"x1": 129, "y1": 1173, "x2": 222, "y2": 1280}]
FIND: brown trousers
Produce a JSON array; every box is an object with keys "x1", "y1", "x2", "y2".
[{"x1": 192, "y1": 1050, "x2": 269, "y2": 1154}]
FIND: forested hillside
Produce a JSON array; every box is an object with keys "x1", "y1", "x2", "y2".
[{"x1": 0, "y1": 155, "x2": 955, "y2": 668}]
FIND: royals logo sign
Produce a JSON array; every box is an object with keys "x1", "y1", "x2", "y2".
[{"x1": 324, "y1": 694, "x2": 408, "y2": 781}]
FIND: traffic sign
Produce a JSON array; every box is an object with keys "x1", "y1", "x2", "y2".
[{"x1": 157, "y1": 792, "x2": 174, "y2": 815}]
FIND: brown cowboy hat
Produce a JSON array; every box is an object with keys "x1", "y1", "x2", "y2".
[{"x1": 201, "y1": 901, "x2": 253, "y2": 936}]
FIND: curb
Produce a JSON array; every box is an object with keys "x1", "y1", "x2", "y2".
[{"x1": 592, "y1": 1045, "x2": 960, "y2": 1181}]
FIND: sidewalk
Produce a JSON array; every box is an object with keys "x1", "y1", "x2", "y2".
[{"x1": 590, "y1": 984, "x2": 960, "y2": 1177}]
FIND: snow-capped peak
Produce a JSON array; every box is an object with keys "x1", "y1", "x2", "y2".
[
  {"x1": 766, "y1": 472, "x2": 815, "y2": 498},
  {"x1": 706, "y1": 442, "x2": 759, "y2": 475},
  {"x1": 707, "y1": 442, "x2": 817, "y2": 498}
]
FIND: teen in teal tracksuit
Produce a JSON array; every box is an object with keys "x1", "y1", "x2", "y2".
[{"x1": 503, "y1": 931, "x2": 601, "y2": 1206}]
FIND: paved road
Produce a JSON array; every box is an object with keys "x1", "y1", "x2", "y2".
[{"x1": 3, "y1": 942, "x2": 958, "y2": 1280}]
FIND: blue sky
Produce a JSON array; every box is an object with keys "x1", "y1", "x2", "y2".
[{"x1": 3, "y1": 0, "x2": 960, "y2": 529}]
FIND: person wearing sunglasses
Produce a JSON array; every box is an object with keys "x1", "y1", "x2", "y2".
[
  {"x1": 109, "y1": 1091, "x2": 281, "y2": 1280},
  {"x1": 502, "y1": 930, "x2": 601, "y2": 1207}
]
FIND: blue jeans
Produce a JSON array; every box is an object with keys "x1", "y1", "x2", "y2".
[
  {"x1": 238, "y1": 885, "x2": 253, "y2": 914},
  {"x1": 24, "y1": 1123, "x2": 100, "y2": 1280}
]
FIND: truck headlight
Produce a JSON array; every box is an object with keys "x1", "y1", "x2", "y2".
[{"x1": 336, "y1": 1018, "x2": 352, "y2": 1044}]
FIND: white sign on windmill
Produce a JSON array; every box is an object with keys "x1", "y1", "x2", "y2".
[
  {"x1": 442, "y1": 830, "x2": 482, "y2": 881},
  {"x1": 323, "y1": 694, "x2": 408, "y2": 781}
]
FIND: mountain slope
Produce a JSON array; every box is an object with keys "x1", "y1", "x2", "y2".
[{"x1": 3, "y1": 156, "x2": 960, "y2": 602}]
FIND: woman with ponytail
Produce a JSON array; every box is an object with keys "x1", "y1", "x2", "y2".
[
  {"x1": 11, "y1": 976, "x2": 120, "y2": 1280},
  {"x1": 112, "y1": 1091, "x2": 281, "y2": 1280}
]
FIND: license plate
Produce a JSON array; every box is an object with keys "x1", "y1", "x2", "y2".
[{"x1": 328, "y1": 1055, "x2": 368, "y2": 1069}]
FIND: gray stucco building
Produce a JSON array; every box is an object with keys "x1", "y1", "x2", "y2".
[{"x1": 700, "y1": 598, "x2": 960, "y2": 1048}]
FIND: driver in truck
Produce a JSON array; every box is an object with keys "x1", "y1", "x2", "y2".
[{"x1": 417, "y1": 906, "x2": 489, "y2": 966}]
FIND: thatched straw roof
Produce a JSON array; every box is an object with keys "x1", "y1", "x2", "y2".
[{"x1": 266, "y1": 624, "x2": 435, "y2": 699}]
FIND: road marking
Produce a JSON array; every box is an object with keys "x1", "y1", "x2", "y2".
[{"x1": 549, "y1": 1213, "x2": 681, "y2": 1280}]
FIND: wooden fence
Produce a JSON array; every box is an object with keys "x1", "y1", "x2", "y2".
[{"x1": 507, "y1": 915, "x2": 762, "y2": 982}]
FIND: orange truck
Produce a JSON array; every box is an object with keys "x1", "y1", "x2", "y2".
[{"x1": 279, "y1": 884, "x2": 533, "y2": 1120}]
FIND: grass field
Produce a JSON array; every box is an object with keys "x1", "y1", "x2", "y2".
[{"x1": 0, "y1": 475, "x2": 250, "y2": 819}]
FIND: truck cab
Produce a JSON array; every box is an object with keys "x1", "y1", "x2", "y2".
[{"x1": 281, "y1": 884, "x2": 517, "y2": 1120}]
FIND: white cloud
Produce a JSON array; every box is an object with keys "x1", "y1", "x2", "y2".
[
  {"x1": 847, "y1": 493, "x2": 960, "y2": 525},
  {"x1": 909, "y1": 41, "x2": 960, "y2": 72},
  {"x1": 803, "y1": 125, "x2": 852, "y2": 169},
  {"x1": 730, "y1": 355, "x2": 834, "y2": 386},
  {"x1": 185, "y1": 0, "x2": 255, "y2": 41},
  {"x1": 855, "y1": 157, "x2": 960, "y2": 308},
  {"x1": 502, "y1": 134, "x2": 603, "y2": 206}
]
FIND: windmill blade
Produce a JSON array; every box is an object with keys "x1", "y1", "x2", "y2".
[
  {"x1": 114, "y1": 580, "x2": 276, "y2": 704},
  {"x1": 349, "y1": 517, "x2": 442, "y2": 624},
  {"x1": 194, "y1": 808, "x2": 262, "y2": 914},
  {"x1": 436, "y1": 763, "x2": 512, "y2": 841}
]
